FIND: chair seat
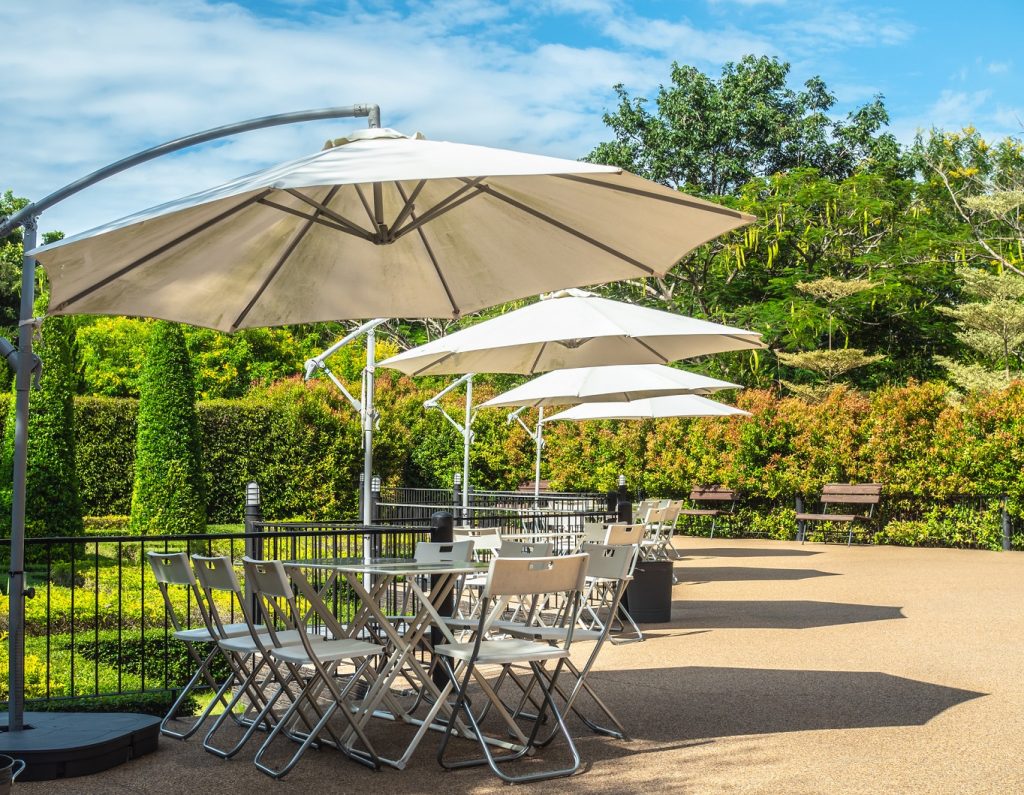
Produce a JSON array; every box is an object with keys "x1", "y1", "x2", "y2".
[
  {"x1": 174, "y1": 622, "x2": 265, "y2": 643},
  {"x1": 796, "y1": 513, "x2": 857, "y2": 522},
  {"x1": 218, "y1": 629, "x2": 321, "y2": 654},
  {"x1": 497, "y1": 622, "x2": 602, "y2": 643},
  {"x1": 434, "y1": 638, "x2": 570, "y2": 664},
  {"x1": 270, "y1": 638, "x2": 383, "y2": 665}
]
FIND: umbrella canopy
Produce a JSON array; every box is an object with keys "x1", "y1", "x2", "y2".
[
  {"x1": 480, "y1": 363, "x2": 741, "y2": 408},
  {"x1": 545, "y1": 394, "x2": 750, "y2": 421},
  {"x1": 379, "y1": 289, "x2": 764, "y2": 376},
  {"x1": 30, "y1": 128, "x2": 755, "y2": 331}
]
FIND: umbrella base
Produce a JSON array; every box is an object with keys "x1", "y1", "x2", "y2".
[{"x1": 0, "y1": 712, "x2": 159, "y2": 781}]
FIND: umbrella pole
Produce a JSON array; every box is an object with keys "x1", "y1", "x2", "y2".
[
  {"x1": 7, "y1": 216, "x2": 38, "y2": 731},
  {"x1": 462, "y1": 375, "x2": 473, "y2": 520},
  {"x1": 363, "y1": 327, "x2": 376, "y2": 531},
  {"x1": 533, "y1": 407, "x2": 545, "y2": 503}
]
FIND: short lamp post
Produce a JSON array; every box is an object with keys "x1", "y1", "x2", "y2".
[
  {"x1": 453, "y1": 472, "x2": 462, "y2": 518},
  {"x1": 617, "y1": 474, "x2": 632, "y2": 523},
  {"x1": 243, "y1": 481, "x2": 263, "y2": 617}
]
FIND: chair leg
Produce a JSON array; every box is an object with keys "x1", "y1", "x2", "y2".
[{"x1": 160, "y1": 643, "x2": 235, "y2": 740}]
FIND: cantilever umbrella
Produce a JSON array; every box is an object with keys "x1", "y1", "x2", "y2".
[
  {"x1": 30, "y1": 128, "x2": 756, "y2": 329},
  {"x1": 480, "y1": 364, "x2": 742, "y2": 496},
  {"x1": 544, "y1": 394, "x2": 750, "y2": 421}
]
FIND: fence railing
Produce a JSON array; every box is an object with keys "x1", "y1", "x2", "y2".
[{"x1": 0, "y1": 523, "x2": 431, "y2": 709}]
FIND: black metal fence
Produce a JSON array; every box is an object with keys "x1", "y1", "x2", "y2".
[{"x1": 0, "y1": 523, "x2": 431, "y2": 709}]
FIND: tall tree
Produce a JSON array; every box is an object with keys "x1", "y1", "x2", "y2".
[
  {"x1": 587, "y1": 55, "x2": 904, "y2": 197},
  {"x1": 130, "y1": 321, "x2": 205, "y2": 534}
]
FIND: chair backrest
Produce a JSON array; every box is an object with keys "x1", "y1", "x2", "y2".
[
  {"x1": 191, "y1": 554, "x2": 251, "y2": 637},
  {"x1": 454, "y1": 529, "x2": 502, "y2": 554},
  {"x1": 146, "y1": 551, "x2": 206, "y2": 635},
  {"x1": 605, "y1": 524, "x2": 644, "y2": 546},
  {"x1": 583, "y1": 544, "x2": 636, "y2": 582},
  {"x1": 578, "y1": 522, "x2": 609, "y2": 548},
  {"x1": 148, "y1": 551, "x2": 196, "y2": 587},
  {"x1": 191, "y1": 554, "x2": 242, "y2": 593},
  {"x1": 643, "y1": 506, "x2": 667, "y2": 525},
  {"x1": 414, "y1": 540, "x2": 474, "y2": 564},
  {"x1": 483, "y1": 554, "x2": 588, "y2": 599},
  {"x1": 498, "y1": 540, "x2": 553, "y2": 558},
  {"x1": 242, "y1": 557, "x2": 292, "y2": 599}
]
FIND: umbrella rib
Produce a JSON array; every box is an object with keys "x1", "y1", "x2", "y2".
[
  {"x1": 259, "y1": 196, "x2": 375, "y2": 242},
  {"x1": 353, "y1": 184, "x2": 377, "y2": 230},
  {"x1": 634, "y1": 337, "x2": 671, "y2": 363},
  {"x1": 554, "y1": 174, "x2": 748, "y2": 219},
  {"x1": 390, "y1": 178, "x2": 486, "y2": 241},
  {"x1": 395, "y1": 181, "x2": 460, "y2": 317},
  {"x1": 529, "y1": 342, "x2": 547, "y2": 374},
  {"x1": 387, "y1": 180, "x2": 426, "y2": 238},
  {"x1": 282, "y1": 188, "x2": 375, "y2": 241},
  {"x1": 464, "y1": 181, "x2": 656, "y2": 275},
  {"x1": 50, "y1": 190, "x2": 272, "y2": 313},
  {"x1": 231, "y1": 185, "x2": 341, "y2": 330},
  {"x1": 373, "y1": 182, "x2": 386, "y2": 241}
]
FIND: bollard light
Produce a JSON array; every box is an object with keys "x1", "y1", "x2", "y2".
[
  {"x1": 245, "y1": 481, "x2": 261, "y2": 507},
  {"x1": 618, "y1": 474, "x2": 626, "y2": 487},
  {"x1": 371, "y1": 475, "x2": 381, "y2": 492},
  {"x1": 453, "y1": 472, "x2": 462, "y2": 485}
]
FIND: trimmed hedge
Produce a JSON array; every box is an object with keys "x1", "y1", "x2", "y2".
[{"x1": 131, "y1": 322, "x2": 205, "y2": 535}]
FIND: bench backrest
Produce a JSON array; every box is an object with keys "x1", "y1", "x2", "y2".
[
  {"x1": 689, "y1": 486, "x2": 739, "y2": 503},
  {"x1": 819, "y1": 483, "x2": 882, "y2": 517}
]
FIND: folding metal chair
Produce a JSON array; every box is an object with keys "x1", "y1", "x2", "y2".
[
  {"x1": 504, "y1": 544, "x2": 635, "y2": 741},
  {"x1": 146, "y1": 551, "x2": 250, "y2": 740},
  {"x1": 435, "y1": 554, "x2": 590, "y2": 784},
  {"x1": 244, "y1": 557, "x2": 386, "y2": 778},
  {"x1": 191, "y1": 554, "x2": 321, "y2": 760}
]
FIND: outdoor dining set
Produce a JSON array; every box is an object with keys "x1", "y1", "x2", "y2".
[{"x1": 147, "y1": 505, "x2": 686, "y2": 784}]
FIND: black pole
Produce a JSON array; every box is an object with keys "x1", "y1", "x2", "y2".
[
  {"x1": 243, "y1": 482, "x2": 264, "y2": 620},
  {"x1": 616, "y1": 476, "x2": 632, "y2": 523},
  {"x1": 430, "y1": 511, "x2": 454, "y2": 688}
]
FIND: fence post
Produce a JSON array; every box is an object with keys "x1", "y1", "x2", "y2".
[
  {"x1": 243, "y1": 481, "x2": 263, "y2": 617},
  {"x1": 616, "y1": 474, "x2": 632, "y2": 523},
  {"x1": 430, "y1": 511, "x2": 455, "y2": 688},
  {"x1": 1002, "y1": 494, "x2": 1011, "y2": 551}
]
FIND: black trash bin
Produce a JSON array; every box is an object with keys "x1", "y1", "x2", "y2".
[{"x1": 623, "y1": 559, "x2": 673, "y2": 623}]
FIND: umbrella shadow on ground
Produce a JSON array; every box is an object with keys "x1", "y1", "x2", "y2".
[
  {"x1": 674, "y1": 546, "x2": 821, "y2": 559},
  {"x1": 668, "y1": 600, "x2": 904, "y2": 630},
  {"x1": 581, "y1": 666, "x2": 986, "y2": 747},
  {"x1": 674, "y1": 566, "x2": 839, "y2": 583}
]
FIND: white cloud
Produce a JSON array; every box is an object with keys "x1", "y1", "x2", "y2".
[
  {"x1": 602, "y1": 17, "x2": 776, "y2": 60},
  {"x1": 0, "y1": 0, "x2": 662, "y2": 236},
  {"x1": 988, "y1": 61, "x2": 1011, "y2": 75}
]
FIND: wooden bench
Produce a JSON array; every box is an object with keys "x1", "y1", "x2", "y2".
[
  {"x1": 795, "y1": 483, "x2": 882, "y2": 545},
  {"x1": 678, "y1": 487, "x2": 739, "y2": 539}
]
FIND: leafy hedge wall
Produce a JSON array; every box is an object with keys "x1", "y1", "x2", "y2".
[{"x1": 2, "y1": 379, "x2": 1023, "y2": 546}]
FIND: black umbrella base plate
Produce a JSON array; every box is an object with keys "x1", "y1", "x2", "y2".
[{"x1": 0, "y1": 712, "x2": 159, "y2": 781}]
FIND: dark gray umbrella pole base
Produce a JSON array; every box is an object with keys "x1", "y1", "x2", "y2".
[{"x1": 0, "y1": 712, "x2": 159, "y2": 781}]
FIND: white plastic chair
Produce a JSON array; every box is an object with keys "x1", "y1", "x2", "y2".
[
  {"x1": 146, "y1": 551, "x2": 248, "y2": 740},
  {"x1": 434, "y1": 554, "x2": 590, "y2": 784},
  {"x1": 244, "y1": 557, "x2": 386, "y2": 778}
]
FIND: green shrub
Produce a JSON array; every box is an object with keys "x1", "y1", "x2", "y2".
[
  {"x1": 77, "y1": 398, "x2": 137, "y2": 516},
  {"x1": 23, "y1": 691, "x2": 198, "y2": 717},
  {"x1": 131, "y1": 322, "x2": 205, "y2": 535},
  {"x1": 0, "y1": 313, "x2": 84, "y2": 538}
]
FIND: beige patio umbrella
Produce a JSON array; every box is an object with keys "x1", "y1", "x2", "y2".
[
  {"x1": 30, "y1": 128, "x2": 756, "y2": 330},
  {"x1": 479, "y1": 364, "x2": 742, "y2": 496},
  {"x1": 544, "y1": 394, "x2": 750, "y2": 421}
]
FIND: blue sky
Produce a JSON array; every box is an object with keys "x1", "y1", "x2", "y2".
[{"x1": 2, "y1": 0, "x2": 1021, "y2": 236}]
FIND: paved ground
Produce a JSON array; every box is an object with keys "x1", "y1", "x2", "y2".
[{"x1": 23, "y1": 537, "x2": 1024, "y2": 794}]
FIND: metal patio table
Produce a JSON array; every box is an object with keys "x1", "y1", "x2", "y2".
[{"x1": 284, "y1": 557, "x2": 526, "y2": 769}]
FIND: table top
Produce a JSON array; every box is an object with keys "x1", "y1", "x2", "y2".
[{"x1": 284, "y1": 557, "x2": 489, "y2": 576}]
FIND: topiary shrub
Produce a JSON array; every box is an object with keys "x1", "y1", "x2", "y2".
[
  {"x1": 0, "y1": 313, "x2": 84, "y2": 538},
  {"x1": 130, "y1": 321, "x2": 205, "y2": 535}
]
